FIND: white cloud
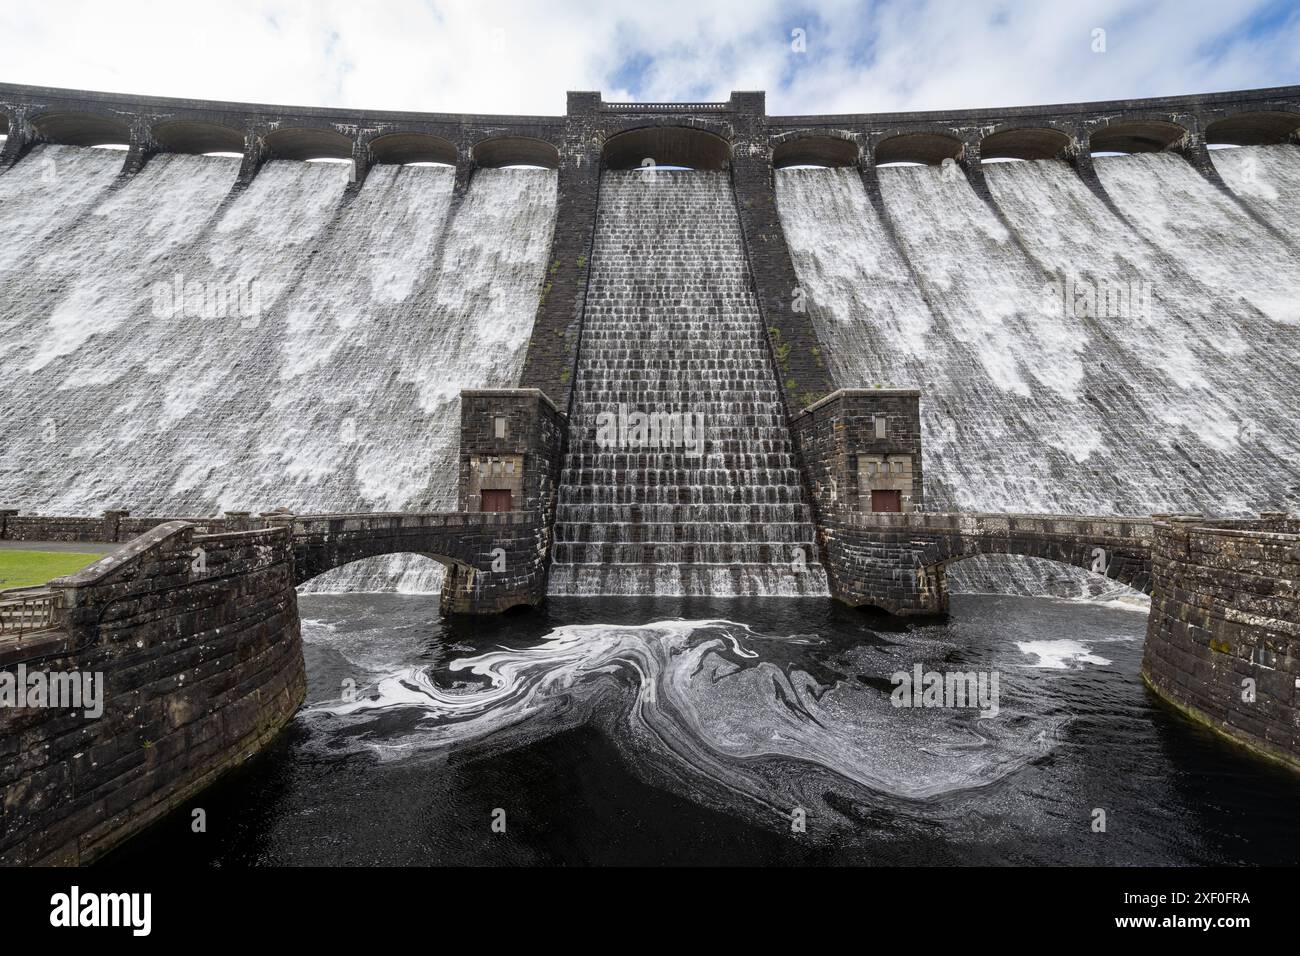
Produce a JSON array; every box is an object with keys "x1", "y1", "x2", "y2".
[{"x1": 0, "y1": 0, "x2": 1295, "y2": 116}]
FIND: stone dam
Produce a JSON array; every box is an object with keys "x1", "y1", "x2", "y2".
[{"x1": 0, "y1": 81, "x2": 1298, "y2": 862}]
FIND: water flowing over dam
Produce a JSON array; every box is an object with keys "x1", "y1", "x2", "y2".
[
  {"x1": 547, "y1": 170, "x2": 827, "y2": 596},
  {"x1": 774, "y1": 149, "x2": 1300, "y2": 593},
  {"x1": 1, "y1": 85, "x2": 1298, "y2": 602},
  {"x1": 0, "y1": 148, "x2": 556, "y2": 592}
]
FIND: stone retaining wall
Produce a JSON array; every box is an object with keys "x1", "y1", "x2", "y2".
[
  {"x1": 1142, "y1": 515, "x2": 1300, "y2": 770},
  {"x1": 0, "y1": 522, "x2": 305, "y2": 865}
]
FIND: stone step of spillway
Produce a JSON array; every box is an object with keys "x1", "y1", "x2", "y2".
[{"x1": 548, "y1": 169, "x2": 828, "y2": 597}]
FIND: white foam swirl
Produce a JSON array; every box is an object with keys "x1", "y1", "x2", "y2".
[{"x1": 303, "y1": 619, "x2": 1062, "y2": 823}]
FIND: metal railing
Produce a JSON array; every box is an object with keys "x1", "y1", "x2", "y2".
[
  {"x1": 600, "y1": 101, "x2": 729, "y2": 111},
  {"x1": 0, "y1": 588, "x2": 61, "y2": 637}
]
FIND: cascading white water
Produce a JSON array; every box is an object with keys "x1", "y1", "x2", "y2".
[
  {"x1": 0, "y1": 148, "x2": 557, "y2": 592},
  {"x1": 1095, "y1": 151, "x2": 1300, "y2": 325},
  {"x1": 1210, "y1": 143, "x2": 1300, "y2": 249},
  {"x1": 7, "y1": 142, "x2": 1297, "y2": 602},
  {"x1": 775, "y1": 152, "x2": 1300, "y2": 595},
  {"x1": 547, "y1": 170, "x2": 828, "y2": 597},
  {"x1": 0, "y1": 144, "x2": 124, "y2": 276},
  {"x1": 305, "y1": 166, "x2": 558, "y2": 591}
]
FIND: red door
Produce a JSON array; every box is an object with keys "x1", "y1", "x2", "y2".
[
  {"x1": 871, "y1": 490, "x2": 902, "y2": 513},
  {"x1": 481, "y1": 490, "x2": 512, "y2": 512}
]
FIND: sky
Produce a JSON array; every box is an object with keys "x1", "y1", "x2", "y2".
[{"x1": 0, "y1": 0, "x2": 1297, "y2": 116}]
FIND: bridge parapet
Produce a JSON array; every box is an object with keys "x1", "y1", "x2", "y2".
[
  {"x1": 835, "y1": 509, "x2": 1154, "y2": 538},
  {"x1": 0, "y1": 505, "x2": 554, "y2": 615}
]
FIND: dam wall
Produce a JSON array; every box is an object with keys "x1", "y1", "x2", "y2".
[
  {"x1": 0, "y1": 85, "x2": 559, "y2": 595},
  {"x1": 1, "y1": 78, "x2": 1299, "y2": 855},
  {"x1": 1, "y1": 81, "x2": 1298, "y2": 604}
]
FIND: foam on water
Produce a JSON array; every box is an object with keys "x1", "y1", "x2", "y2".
[
  {"x1": 1015, "y1": 639, "x2": 1112, "y2": 669},
  {"x1": 304, "y1": 616, "x2": 1060, "y2": 814}
]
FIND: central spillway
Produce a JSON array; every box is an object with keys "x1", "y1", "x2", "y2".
[{"x1": 547, "y1": 170, "x2": 829, "y2": 596}]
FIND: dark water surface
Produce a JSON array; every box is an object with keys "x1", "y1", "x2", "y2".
[{"x1": 105, "y1": 593, "x2": 1300, "y2": 866}]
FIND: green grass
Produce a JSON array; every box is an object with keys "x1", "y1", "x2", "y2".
[{"x1": 0, "y1": 550, "x2": 101, "y2": 590}]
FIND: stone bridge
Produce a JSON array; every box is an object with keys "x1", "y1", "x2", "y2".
[
  {"x1": 285, "y1": 510, "x2": 546, "y2": 613},
  {"x1": 0, "y1": 507, "x2": 550, "y2": 615},
  {"x1": 820, "y1": 510, "x2": 1155, "y2": 615}
]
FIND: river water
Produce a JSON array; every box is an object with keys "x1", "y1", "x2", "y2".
[{"x1": 105, "y1": 591, "x2": 1300, "y2": 866}]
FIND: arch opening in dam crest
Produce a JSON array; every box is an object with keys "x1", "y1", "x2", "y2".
[
  {"x1": 873, "y1": 130, "x2": 964, "y2": 166},
  {"x1": 472, "y1": 136, "x2": 560, "y2": 170},
  {"x1": 152, "y1": 119, "x2": 245, "y2": 156},
  {"x1": 31, "y1": 110, "x2": 131, "y2": 149},
  {"x1": 1204, "y1": 110, "x2": 1300, "y2": 146},
  {"x1": 369, "y1": 131, "x2": 457, "y2": 166},
  {"x1": 979, "y1": 126, "x2": 1074, "y2": 162},
  {"x1": 263, "y1": 125, "x2": 353, "y2": 163},
  {"x1": 1087, "y1": 119, "x2": 1187, "y2": 156},
  {"x1": 772, "y1": 132, "x2": 860, "y2": 168},
  {"x1": 602, "y1": 124, "x2": 731, "y2": 170}
]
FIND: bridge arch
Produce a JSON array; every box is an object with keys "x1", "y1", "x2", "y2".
[
  {"x1": 1204, "y1": 109, "x2": 1300, "y2": 146},
  {"x1": 286, "y1": 511, "x2": 545, "y2": 613},
  {"x1": 1086, "y1": 118, "x2": 1188, "y2": 155},
  {"x1": 296, "y1": 550, "x2": 468, "y2": 594},
  {"x1": 293, "y1": 539, "x2": 472, "y2": 587},
  {"x1": 263, "y1": 125, "x2": 353, "y2": 161},
  {"x1": 873, "y1": 130, "x2": 964, "y2": 166},
  {"x1": 771, "y1": 131, "x2": 860, "y2": 168},
  {"x1": 602, "y1": 124, "x2": 731, "y2": 170},
  {"x1": 979, "y1": 125, "x2": 1074, "y2": 161},
  {"x1": 369, "y1": 131, "x2": 456, "y2": 166},
  {"x1": 472, "y1": 135, "x2": 560, "y2": 169},
  {"x1": 31, "y1": 110, "x2": 132, "y2": 148},
  {"x1": 912, "y1": 530, "x2": 1152, "y2": 595},
  {"x1": 152, "y1": 118, "x2": 245, "y2": 156}
]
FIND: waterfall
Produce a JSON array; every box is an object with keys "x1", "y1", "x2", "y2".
[
  {"x1": 7, "y1": 140, "x2": 1297, "y2": 603},
  {"x1": 0, "y1": 144, "x2": 124, "y2": 276},
  {"x1": 548, "y1": 170, "x2": 828, "y2": 597},
  {"x1": 1095, "y1": 151, "x2": 1300, "y2": 326},
  {"x1": 1210, "y1": 143, "x2": 1300, "y2": 249},
  {"x1": 0, "y1": 148, "x2": 557, "y2": 593},
  {"x1": 775, "y1": 153, "x2": 1300, "y2": 596},
  {"x1": 306, "y1": 166, "x2": 558, "y2": 592}
]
